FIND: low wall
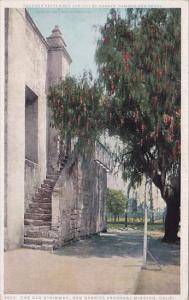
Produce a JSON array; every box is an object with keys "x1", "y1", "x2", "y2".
[
  {"x1": 51, "y1": 148, "x2": 107, "y2": 246},
  {"x1": 25, "y1": 159, "x2": 40, "y2": 211}
]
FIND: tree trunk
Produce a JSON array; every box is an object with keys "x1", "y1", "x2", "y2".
[
  {"x1": 153, "y1": 174, "x2": 180, "y2": 243},
  {"x1": 162, "y1": 198, "x2": 180, "y2": 243}
]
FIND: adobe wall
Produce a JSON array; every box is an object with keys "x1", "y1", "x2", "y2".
[
  {"x1": 4, "y1": 9, "x2": 49, "y2": 249},
  {"x1": 4, "y1": 9, "x2": 106, "y2": 251},
  {"x1": 24, "y1": 11, "x2": 48, "y2": 211},
  {"x1": 51, "y1": 149, "x2": 107, "y2": 246},
  {"x1": 5, "y1": 9, "x2": 26, "y2": 249},
  {"x1": 47, "y1": 26, "x2": 71, "y2": 174}
]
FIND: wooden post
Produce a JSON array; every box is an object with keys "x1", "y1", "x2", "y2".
[
  {"x1": 143, "y1": 178, "x2": 148, "y2": 267},
  {"x1": 124, "y1": 209, "x2": 127, "y2": 228}
]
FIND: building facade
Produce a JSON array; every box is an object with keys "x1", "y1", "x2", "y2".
[{"x1": 4, "y1": 8, "x2": 108, "y2": 250}]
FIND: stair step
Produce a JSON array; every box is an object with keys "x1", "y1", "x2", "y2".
[
  {"x1": 41, "y1": 183, "x2": 54, "y2": 189},
  {"x1": 24, "y1": 237, "x2": 54, "y2": 245},
  {"x1": 27, "y1": 207, "x2": 51, "y2": 214},
  {"x1": 23, "y1": 244, "x2": 42, "y2": 250},
  {"x1": 24, "y1": 230, "x2": 49, "y2": 238},
  {"x1": 44, "y1": 179, "x2": 56, "y2": 184},
  {"x1": 37, "y1": 192, "x2": 52, "y2": 198},
  {"x1": 25, "y1": 213, "x2": 51, "y2": 221},
  {"x1": 33, "y1": 197, "x2": 51, "y2": 203},
  {"x1": 39, "y1": 186, "x2": 52, "y2": 191},
  {"x1": 46, "y1": 174, "x2": 59, "y2": 180},
  {"x1": 24, "y1": 171, "x2": 59, "y2": 251},
  {"x1": 24, "y1": 225, "x2": 50, "y2": 231},
  {"x1": 30, "y1": 202, "x2": 51, "y2": 209},
  {"x1": 38, "y1": 188, "x2": 52, "y2": 195},
  {"x1": 24, "y1": 219, "x2": 51, "y2": 226},
  {"x1": 22, "y1": 244, "x2": 54, "y2": 251}
]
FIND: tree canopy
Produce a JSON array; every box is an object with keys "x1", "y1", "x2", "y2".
[
  {"x1": 95, "y1": 8, "x2": 181, "y2": 243},
  {"x1": 95, "y1": 8, "x2": 180, "y2": 192},
  {"x1": 48, "y1": 73, "x2": 103, "y2": 149}
]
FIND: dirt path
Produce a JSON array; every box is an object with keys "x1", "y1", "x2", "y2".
[
  {"x1": 136, "y1": 265, "x2": 180, "y2": 294},
  {"x1": 135, "y1": 231, "x2": 180, "y2": 295},
  {"x1": 4, "y1": 229, "x2": 180, "y2": 295},
  {"x1": 4, "y1": 230, "x2": 143, "y2": 294}
]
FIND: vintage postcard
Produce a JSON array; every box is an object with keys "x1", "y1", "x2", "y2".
[{"x1": 0, "y1": 0, "x2": 188, "y2": 299}]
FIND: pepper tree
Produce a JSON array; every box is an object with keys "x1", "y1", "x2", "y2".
[
  {"x1": 95, "y1": 8, "x2": 181, "y2": 243},
  {"x1": 48, "y1": 73, "x2": 104, "y2": 152}
]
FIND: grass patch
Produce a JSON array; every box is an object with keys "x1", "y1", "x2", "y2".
[{"x1": 107, "y1": 222, "x2": 164, "y2": 232}]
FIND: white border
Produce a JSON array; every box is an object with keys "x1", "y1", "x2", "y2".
[
  {"x1": 0, "y1": 0, "x2": 188, "y2": 8},
  {"x1": 0, "y1": 2, "x2": 5, "y2": 300},
  {"x1": 180, "y1": 2, "x2": 188, "y2": 299},
  {"x1": 0, "y1": 1, "x2": 188, "y2": 300}
]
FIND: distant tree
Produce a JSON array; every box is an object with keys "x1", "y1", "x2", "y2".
[{"x1": 106, "y1": 188, "x2": 127, "y2": 222}]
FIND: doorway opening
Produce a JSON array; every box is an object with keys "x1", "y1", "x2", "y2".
[{"x1": 25, "y1": 86, "x2": 38, "y2": 163}]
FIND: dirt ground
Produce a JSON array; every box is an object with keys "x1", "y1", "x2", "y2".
[
  {"x1": 4, "y1": 230, "x2": 143, "y2": 294},
  {"x1": 135, "y1": 231, "x2": 180, "y2": 295},
  {"x1": 136, "y1": 265, "x2": 180, "y2": 294},
  {"x1": 4, "y1": 229, "x2": 180, "y2": 295}
]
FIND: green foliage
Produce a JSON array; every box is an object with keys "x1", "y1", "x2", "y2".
[
  {"x1": 48, "y1": 72, "x2": 104, "y2": 151},
  {"x1": 95, "y1": 8, "x2": 181, "y2": 199},
  {"x1": 106, "y1": 188, "x2": 127, "y2": 217}
]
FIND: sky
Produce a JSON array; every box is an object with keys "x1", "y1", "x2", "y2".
[{"x1": 28, "y1": 8, "x2": 113, "y2": 78}]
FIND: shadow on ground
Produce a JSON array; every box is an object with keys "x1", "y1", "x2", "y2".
[
  {"x1": 54, "y1": 230, "x2": 143, "y2": 259},
  {"x1": 147, "y1": 235, "x2": 180, "y2": 266},
  {"x1": 54, "y1": 229, "x2": 180, "y2": 267}
]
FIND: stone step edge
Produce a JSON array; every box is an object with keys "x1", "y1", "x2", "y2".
[
  {"x1": 22, "y1": 244, "x2": 54, "y2": 251},
  {"x1": 26, "y1": 209, "x2": 51, "y2": 214},
  {"x1": 24, "y1": 219, "x2": 51, "y2": 225},
  {"x1": 24, "y1": 237, "x2": 54, "y2": 243},
  {"x1": 25, "y1": 213, "x2": 51, "y2": 217}
]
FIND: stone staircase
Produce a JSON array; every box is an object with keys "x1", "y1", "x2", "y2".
[{"x1": 23, "y1": 157, "x2": 68, "y2": 251}]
